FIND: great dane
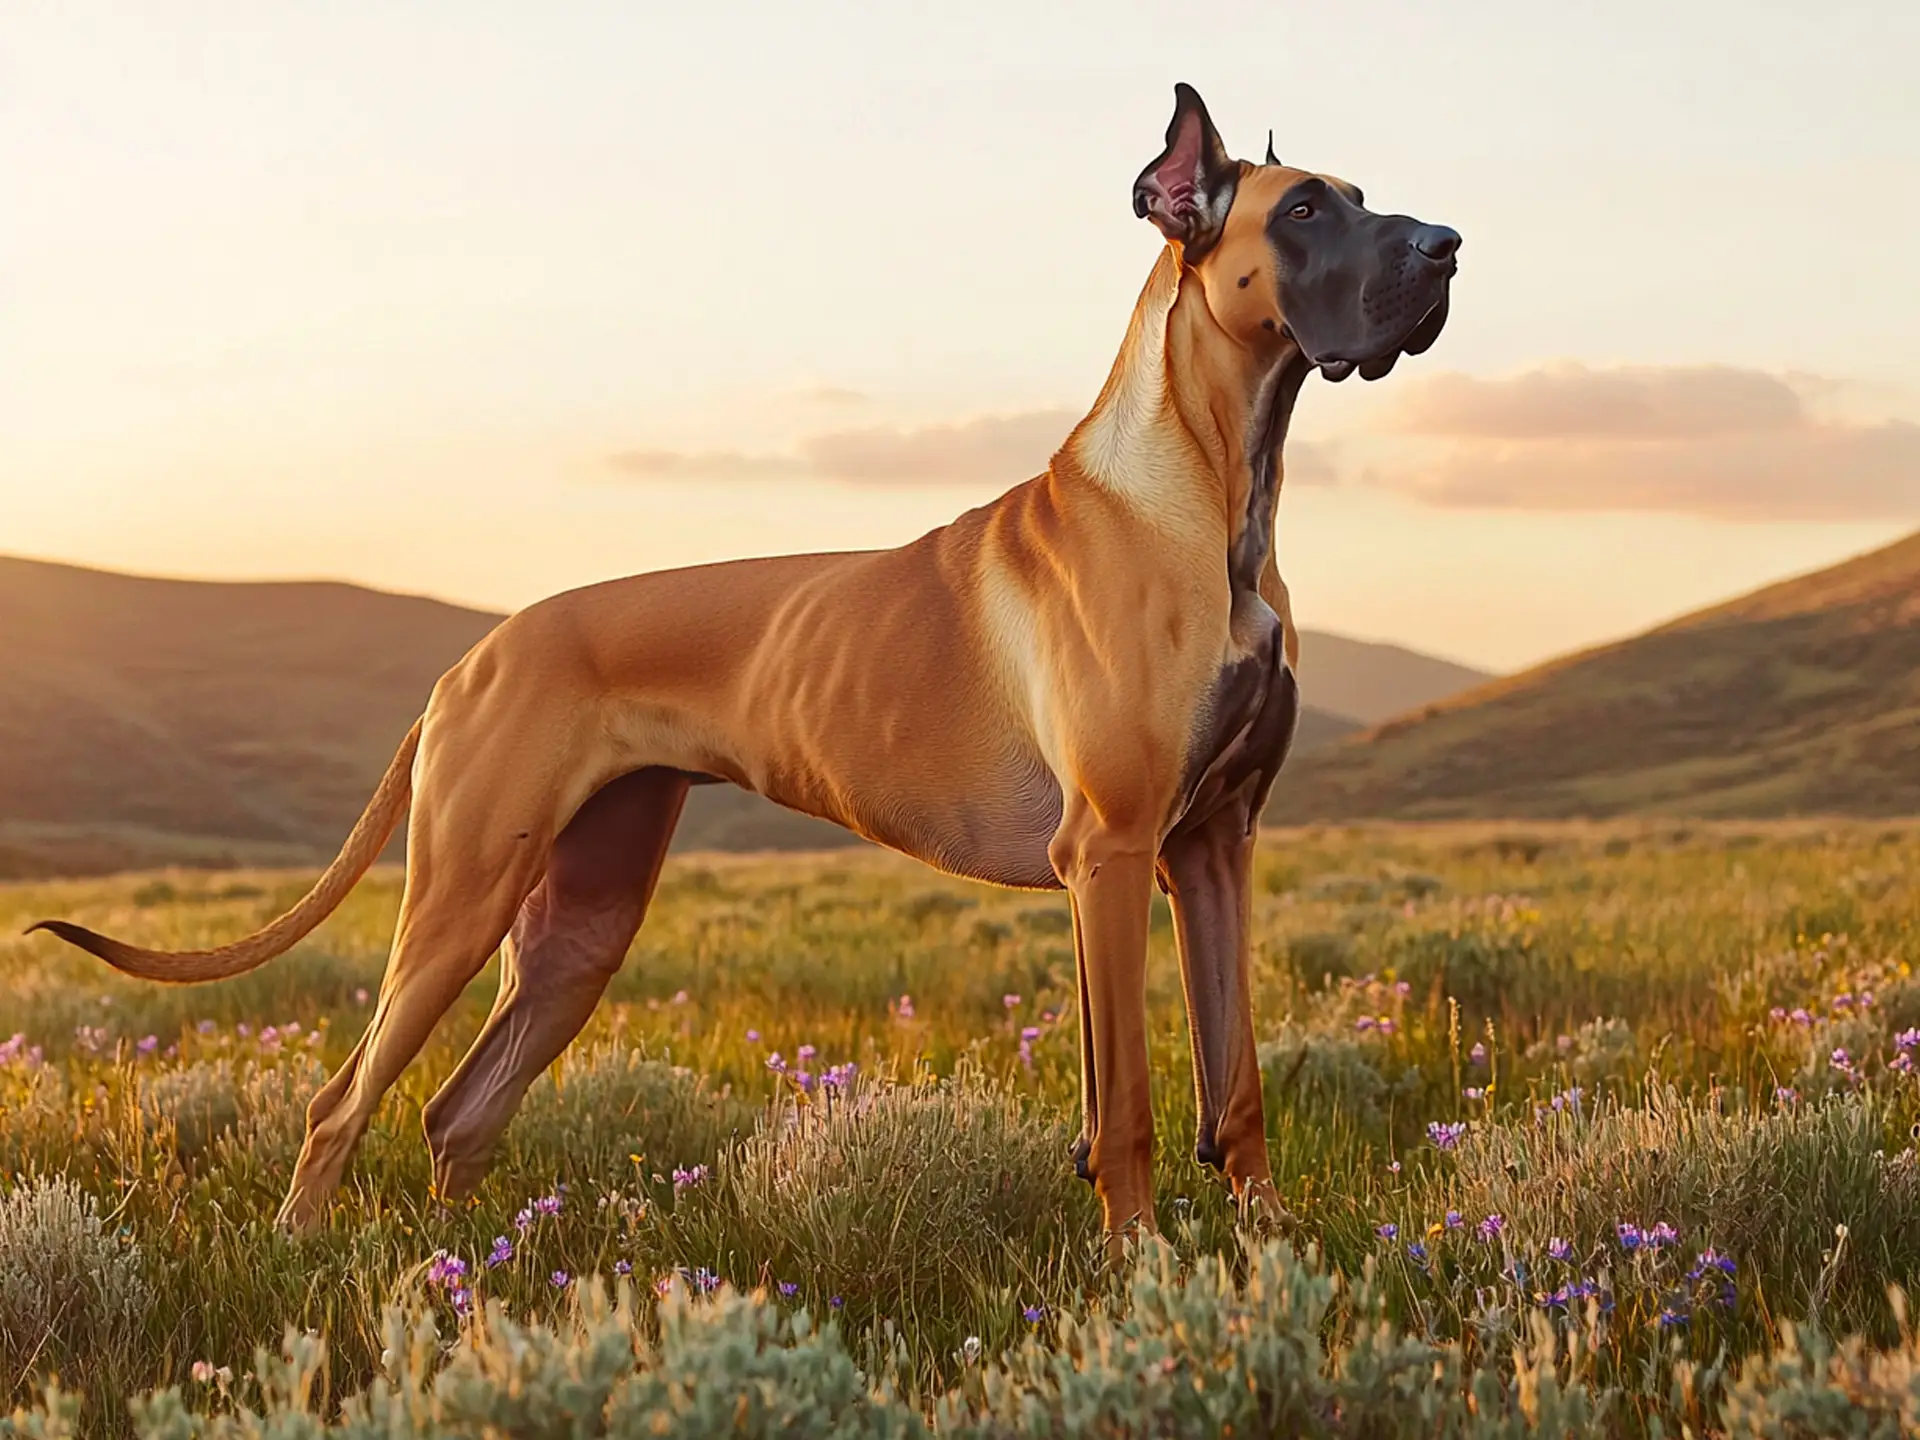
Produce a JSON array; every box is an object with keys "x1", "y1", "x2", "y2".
[{"x1": 34, "y1": 84, "x2": 1458, "y2": 1239}]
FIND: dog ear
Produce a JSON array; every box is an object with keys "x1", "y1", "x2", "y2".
[{"x1": 1132, "y1": 83, "x2": 1238, "y2": 256}]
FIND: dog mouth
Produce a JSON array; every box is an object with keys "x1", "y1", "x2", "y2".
[{"x1": 1317, "y1": 291, "x2": 1451, "y2": 385}]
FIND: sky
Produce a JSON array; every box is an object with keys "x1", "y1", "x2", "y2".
[{"x1": 3, "y1": 0, "x2": 1917, "y2": 672}]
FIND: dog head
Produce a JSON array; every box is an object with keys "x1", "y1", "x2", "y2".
[{"x1": 1133, "y1": 83, "x2": 1458, "y2": 383}]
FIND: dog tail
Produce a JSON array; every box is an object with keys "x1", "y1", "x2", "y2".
[{"x1": 27, "y1": 720, "x2": 423, "y2": 984}]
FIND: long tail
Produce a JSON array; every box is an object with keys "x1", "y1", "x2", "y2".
[{"x1": 27, "y1": 720, "x2": 423, "y2": 984}]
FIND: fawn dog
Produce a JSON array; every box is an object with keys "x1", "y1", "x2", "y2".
[{"x1": 34, "y1": 84, "x2": 1458, "y2": 1239}]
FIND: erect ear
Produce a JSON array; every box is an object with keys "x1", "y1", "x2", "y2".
[{"x1": 1132, "y1": 83, "x2": 1239, "y2": 257}]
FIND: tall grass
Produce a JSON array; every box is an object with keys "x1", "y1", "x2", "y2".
[{"x1": 2, "y1": 818, "x2": 1918, "y2": 1434}]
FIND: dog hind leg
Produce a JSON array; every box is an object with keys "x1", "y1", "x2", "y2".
[
  {"x1": 423, "y1": 766, "x2": 690, "y2": 1202},
  {"x1": 275, "y1": 739, "x2": 563, "y2": 1234}
]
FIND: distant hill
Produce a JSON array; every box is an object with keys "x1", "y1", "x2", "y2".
[
  {"x1": 0, "y1": 556, "x2": 1490, "y2": 878},
  {"x1": 1269, "y1": 531, "x2": 1920, "y2": 822}
]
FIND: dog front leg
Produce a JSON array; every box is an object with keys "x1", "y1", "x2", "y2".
[
  {"x1": 1051, "y1": 800, "x2": 1158, "y2": 1243},
  {"x1": 1158, "y1": 783, "x2": 1284, "y2": 1226}
]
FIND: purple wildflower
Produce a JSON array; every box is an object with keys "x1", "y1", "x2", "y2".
[
  {"x1": 136, "y1": 1035, "x2": 158, "y2": 1056},
  {"x1": 1468, "y1": 1042, "x2": 1487, "y2": 1065},
  {"x1": 551, "y1": 1271, "x2": 570, "y2": 1289},
  {"x1": 778, "y1": 1281, "x2": 798, "y2": 1297},
  {"x1": 1445, "y1": 1210, "x2": 1464, "y2": 1230},
  {"x1": 694, "y1": 1267, "x2": 721, "y2": 1293},
  {"x1": 796, "y1": 1044, "x2": 817, "y2": 1064},
  {"x1": 1897, "y1": 1029, "x2": 1920, "y2": 1053},
  {"x1": 830, "y1": 1295, "x2": 844, "y2": 1309},
  {"x1": 1003, "y1": 994, "x2": 1021, "y2": 1010},
  {"x1": 1427, "y1": 1120, "x2": 1468, "y2": 1151},
  {"x1": 451, "y1": 1287, "x2": 473, "y2": 1317},
  {"x1": 746, "y1": 1029, "x2": 761, "y2": 1042},
  {"x1": 513, "y1": 1206, "x2": 534, "y2": 1232},
  {"x1": 1617, "y1": 1223, "x2": 1644, "y2": 1252},
  {"x1": 1407, "y1": 1242, "x2": 1429, "y2": 1265},
  {"x1": 672, "y1": 1164, "x2": 709, "y2": 1191},
  {"x1": 766, "y1": 1052, "x2": 787, "y2": 1073},
  {"x1": 1023, "y1": 1304, "x2": 1044, "y2": 1323},
  {"x1": 1376, "y1": 1223, "x2": 1398, "y2": 1241},
  {"x1": 895, "y1": 994, "x2": 915, "y2": 1020},
  {"x1": 1477, "y1": 1213, "x2": 1505, "y2": 1241},
  {"x1": 1647, "y1": 1222, "x2": 1680, "y2": 1249},
  {"x1": 1548, "y1": 1236, "x2": 1572, "y2": 1260},
  {"x1": 486, "y1": 1236, "x2": 513, "y2": 1269}
]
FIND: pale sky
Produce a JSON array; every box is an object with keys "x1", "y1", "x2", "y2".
[{"x1": 4, "y1": 0, "x2": 1916, "y2": 671}]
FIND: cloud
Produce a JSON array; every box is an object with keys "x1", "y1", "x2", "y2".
[
  {"x1": 1370, "y1": 363, "x2": 1920, "y2": 522},
  {"x1": 610, "y1": 409, "x2": 1078, "y2": 488}
]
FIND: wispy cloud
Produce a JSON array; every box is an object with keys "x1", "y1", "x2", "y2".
[
  {"x1": 610, "y1": 409, "x2": 1078, "y2": 487},
  {"x1": 1366, "y1": 363, "x2": 1920, "y2": 522}
]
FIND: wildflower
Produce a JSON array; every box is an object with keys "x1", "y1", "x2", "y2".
[
  {"x1": 1427, "y1": 1120, "x2": 1468, "y2": 1151},
  {"x1": 1041, "y1": 1009, "x2": 1056, "y2": 1023},
  {"x1": 895, "y1": 994, "x2": 916, "y2": 1020},
  {"x1": 551, "y1": 1271, "x2": 570, "y2": 1288},
  {"x1": 1463, "y1": 1086, "x2": 1484, "y2": 1101},
  {"x1": 1407, "y1": 1242, "x2": 1429, "y2": 1265},
  {"x1": 614, "y1": 1259, "x2": 632, "y2": 1276},
  {"x1": 655, "y1": 1275, "x2": 675, "y2": 1297},
  {"x1": 450, "y1": 1287, "x2": 473, "y2": 1317},
  {"x1": 1617, "y1": 1222, "x2": 1644, "y2": 1252},
  {"x1": 283, "y1": 1021, "x2": 301, "y2": 1034},
  {"x1": 822, "y1": 1062, "x2": 858, "y2": 1091},
  {"x1": 672, "y1": 1164, "x2": 709, "y2": 1191},
  {"x1": 1789, "y1": 1008, "x2": 1812, "y2": 1026},
  {"x1": 1445, "y1": 1210, "x2": 1465, "y2": 1230},
  {"x1": 746, "y1": 1029, "x2": 761, "y2": 1042},
  {"x1": 779, "y1": 1281, "x2": 799, "y2": 1297},
  {"x1": 1387, "y1": 1160, "x2": 1402, "y2": 1175},
  {"x1": 1768, "y1": 1007, "x2": 1786, "y2": 1022},
  {"x1": 1021, "y1": 1025, "x2": 1041, "y2": 1042},
  {"x1": 258, "y1": 1026, "x2": 282, "y2": 1053},
  {"x1": 1377, "y1": 1016, "x2": 1396, "y2": 1035},
  {"x1": 486, "y1": 1236, "x2": 513, "y2": 1269},
  {"x1": 355, "y1": 988, "x2": 370, "y2": 1005},
  {"x1": 694, "y1": 1267, "x2": 721, "y2": 1293},
  {"x1": 1775, "y1": 1086, "x2": 1798, "y2": 1105},
  {"x1": 513, "y1": 1206, "x2": 534, "y2": 1232},
  {"x1": 1833, "y1": 993, "x2": 1854, "y2": 1010},
  {"x1": 962, "y1": 1336, "x2": 982, "y2": 1363},
  {"x1": 1023, "y1": 1304, "x2": 1044, "y2": 1324},
  {"x1": 1535, "y1": 1285, "x2": 1570, "y2": 1309},
  {"x1": 1896, "y1": 1029, "x2": 1920, "y2": 1053},
  {"x1": 766, "y1": 1051, "x2": 787, "y2": 1073},
  {"x1": 793, "y1": 1070, "x2": 814, "y2": 1092},
  {"x1": 1894, "y1": 1051, "x2": 1914, "y2": 1074},
  {"x1": 426, "y1": 1251, "x2": 469, "y2": 1287},
  {"x1": 1469, "y1": 1042, "x2": 1487, "y2": 1064},
  {"x1": 306, "y1": 1032, "x2": 323, "y2": 1047},
  {"x1": 1647, "y1": 1222, "x2": 1680, "y2": 1248},
  {"x1": 796, "y1": 1044, "x2": 817, "y2": 1064},
  {"x1": 1548, "y1": 1236, "x2": 1572, "y2": 1260},
  {"x1": 1355, "y1": 1016, "x2": 1377, "y2": 1032},
  {"x1": 670, "y1": 989, "x2": 688, "y2": 1006},
  {"x1": 830, "y1": 1295, "x2": 844, "y2": 1309},
  {"x1": 1657, "y1": 1304, "x2": 1689, "y2": 1328},
  {"x1": 1393, "y1": 980, "x2": 1411, "y2": 997},
  {"x1": 533, "y1": 1192, "x2": 563, "y2": 1217},
  {"x1": 197, "y1": 1019, "x2": 216, "y2": 1034},
  {"x1": 1830, "y1": 1047, "x2": 1855, "y2": 1075},
  {"x1": 1376, "y1": 1223, "x2": 1399, "y2": 1241},
  {"x1": 1556, "y1": 1034, "x2": 1573, "y2": 1052},
  {"x1": 236, "y1": 1023, "x2": 250, "y2": 1037},
  {"x1": 1477, "y1": 1213, "x2": 1505, "y2": 1241},
  {"x1": 191, "y1": 1361, "x2": 216, "y2": 1384},
  {"x1": 136, "y1": 1034, "x2": 158, "y2": 1056}
]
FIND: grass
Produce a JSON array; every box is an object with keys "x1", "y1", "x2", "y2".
[{"x1": 3, "y1": 818, "x2": 1920, "y2": 1435}]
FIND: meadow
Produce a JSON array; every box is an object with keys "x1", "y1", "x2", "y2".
[{"x1": 4, "y1": 819, "x2": 1920, "y2": 1436}]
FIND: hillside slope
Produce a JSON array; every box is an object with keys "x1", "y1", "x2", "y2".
[
  {"x1": 0, "y1": 557, "x2": 1485, "y2": 877},
  {"x1": 1268, "y1": 531, "x2": 1920, "y2": 822}
]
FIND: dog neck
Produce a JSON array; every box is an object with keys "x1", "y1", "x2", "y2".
[{"x1": 1062, "y1": 246, "x2": 1309, "y2": 595}]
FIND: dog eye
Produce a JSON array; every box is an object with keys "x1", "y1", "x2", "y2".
[{"x1": 1287, "y1": 202, "x2": 1313, "y2": 220}]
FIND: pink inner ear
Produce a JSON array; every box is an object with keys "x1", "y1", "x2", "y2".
[{"x1": 1152, "y1": 110, "x2": 1203, "y2": 216}]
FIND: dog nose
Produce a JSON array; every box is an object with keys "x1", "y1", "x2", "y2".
[{"x1": 1413, "y1": 224, "x2": 1461, "y2": 262}]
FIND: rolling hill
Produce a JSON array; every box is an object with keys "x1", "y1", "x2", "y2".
[
  {"x1": 0, "y1": 555, "x2": 1488, "y2": 878},
  {"x1": 1268, "y1": 530, "x2": 1920, "y2": 822}
]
